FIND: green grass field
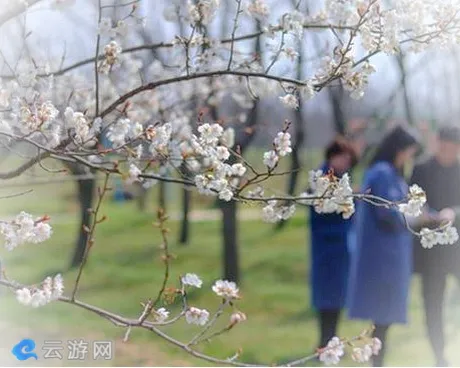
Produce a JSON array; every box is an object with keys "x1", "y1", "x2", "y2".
[
  {"x1": 1, "y1": 200, "x2": 460, "y2": 366},
  {"x1": 0, "y1": 149, "x2": 459, "y2": 366}
]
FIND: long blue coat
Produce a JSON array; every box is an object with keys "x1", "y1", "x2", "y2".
[
  {"x1": 347, "y1": 161, "x2": 412, "y2": 325},
  {"x1": 309, "y1": 163, "x2": 352, "y2": 310}
]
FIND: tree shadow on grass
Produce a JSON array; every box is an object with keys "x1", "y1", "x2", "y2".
[
  {"x1": 246, "y1": 259, "x2": 304, "y2": 283},
  {"x1": 109, "y1": 245, "x2": 159, "y2": 266},
  {"x1": 279, "y1": 308, "x2": 317, "y2": 324}
]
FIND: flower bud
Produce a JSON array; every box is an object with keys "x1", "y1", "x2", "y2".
[{"x1": 230, "y1": 311, "x2": 247, "y2": 325}]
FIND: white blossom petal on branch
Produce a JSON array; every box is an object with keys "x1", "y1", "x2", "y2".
[
  {"x1": 0, "y1": 212, "x2": 52, "y2": 250},
  {"x1": 319, "y1": 336, "x2": 345, "y2": 365},
  {"x1": 212, "y1": 279, "x2": 239, "y2": 299},
  {"x1": 185, "y1": 307, "x2": 210, "y2": 326},
  {"x1": 420, "y1": 225, "x2": 459, "y2": 249},
  {"x1": 182, "y1": 273, "x2": 203, "y2": 288},
  {"x1": 16, "y1": 274, "x2": 63, "y2": 307}
]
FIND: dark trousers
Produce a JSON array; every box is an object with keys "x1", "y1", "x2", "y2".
[
  {"x1": 420, "y1": 269, "x2": 460, "y2": 366},
  {"x1": 372, "y1": 324, "x2": 390, "y2": 367},
  {"x1": 318, "y1": 309, "x2": 341, "y2": 348}
]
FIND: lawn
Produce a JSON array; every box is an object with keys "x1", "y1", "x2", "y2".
[{"x1": 0, "y1": 149, "x2": 459, "y2": 366}]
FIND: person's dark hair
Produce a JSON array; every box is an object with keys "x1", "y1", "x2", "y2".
[
  {"x1": 325, "y1": 136, "x2": 358, "y2": 168},
  {"x1": 438, "y1": 125, "x2": 460, "y2": 143},
  {"x1": 369, "y1": 125, "x2": 420, "y2": 168}
]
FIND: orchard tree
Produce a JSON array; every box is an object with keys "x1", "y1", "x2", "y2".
[{"x1": 0, "y1": 0, "x2": 458, "y2": 365}]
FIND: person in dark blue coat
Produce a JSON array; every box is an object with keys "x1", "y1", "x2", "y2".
[
  {"x1": 347, "y1": 125, "x2": 420, "y2": 367},
  {"x1": 309, "y1": 137, "x2": 358, "y2": 349}
]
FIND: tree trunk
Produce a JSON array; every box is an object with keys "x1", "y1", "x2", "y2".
[
  {"x1": 137, "y1": 183, "x2": 148, "y2": 212},
  {"x1": 218, "y1": 104, "x2": 259, "y2": 282},
  {"x1": 209, "y1": 98, "x2": 241, "y2": 280},
  {"x1": 179, "y1": 165, "x2": 192, "y2": 245},
  {"x1": 70, "y1": 175, "x2": 95, "y2": 268},
  {"x1": 220, "y1": 198, "x2": 239, "y2": 282},
  {"x1": 179, "y1": 186, "x2": 191, "y2": 244},
  {"x1": 158, "y1": 181, "x2": 166, "y2": 211},
  {"x1": 287, "y1": 54, "x2": 306, "y2": 196},
  {"x1": 287, "y1": 137, "x2": 303, "y2": 194},
  {"x1": 395, "y1": 53, "x2": 415, "y2": 126},
  {"x1": 329, "y1": 84, "x2": 347, "y2": 135},
  {"x1": 217, "y1": 17, "x2": 261, "y2": 283}
]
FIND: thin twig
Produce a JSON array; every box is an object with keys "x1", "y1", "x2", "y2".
[
  {"x1": 139, "y1": 208, "x2": 172, "y2": 324},
  {"x1": 265, "y1": 31, "x2": 286, "y2": 74},
  {"x1": 227, "y1": 0, "x2": 243, "y2": 70},
  {"x1": 188, "y1": 300, "x2": 229, "y2": 346},
  {"x1": 94, "y1": 0, "x2": 103, "y2": 116}
]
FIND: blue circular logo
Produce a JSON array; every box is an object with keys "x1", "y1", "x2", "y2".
[{"x1": 12, "y1": 339, "x2": 38, "y2": 361}]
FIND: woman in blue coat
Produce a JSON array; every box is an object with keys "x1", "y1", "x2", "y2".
[
  {"x1": 347, "y1": 126, "x2": 420, "y2": 366},
  {"x1": 309, "y1": 137, "x2": 358, "y2": 349}
]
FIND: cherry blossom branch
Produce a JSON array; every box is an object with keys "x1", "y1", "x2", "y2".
[
  {"x1": 191, "y1": 323, "x2": 233, "y2": 346},
  {"x1": 98, "y1": 70, "x2": 309, "y2": 119},
  {"x1": 94, "y1": 0, "x2": 103, "y2": 116},
  {"x1": 0, "y1": 151, "x2": 51, "y2": 179},
  {"x1": 0, "y1": 270, "x2": 375, "y2": 367},
  {"x1": 4, "y1": 23, "x2": 353, "y2": 79},
  {"x1": 0, "y1": 134, "x2": 72, "y2": 180},
  {"x1": 188, "y1": 300, "x2": 229, "y2": 346},
  {"x1": 138, "y1": 208, "x2": 172, "y2": 325},
  {"x1": 227, "y1": 0, "x2": 243, "y2": 71}
]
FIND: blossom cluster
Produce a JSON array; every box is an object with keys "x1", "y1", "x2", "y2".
[
  {"x1": 16, "y1": 274, "x2": 64, "y2": 308},
  {"x1": 154, "y1": 307, "x2": 170, "y2": 323},
  {"x1": 301, "y1": 170, "x2": 355, "y2": 219},
  {"x1": 246, "y1": 0, "x2": 270, "y2": 21},
  {"x1": 398, "y1": 184, "x2": 427, "y2": 217},
  {"x1": 351, "y1": 337, "x2": 382, "y2": 364},
  {"x1": 279, "y1": 93, "x2": 299, "y2": 109},
  {"x1": 319, "y1": 336, "x2": 382, "y2": 365},
  {"x1": 262, "y1": 200, "x2": 296, "y2": 223},
  {"x1": 187, "y1": 0, "x2": 220, "y2": 26},
  {"x1": 212, "y1": 279, "x2": 239, "y2": 299},
  {"x1": 181, "y1": 273, "x2": 203, "y2": 288},
  {"x1": 420, "y1": 226, "x2": 459, "y2": 249},
  {"x1": 98, "y1": 41, "x2": 123, "y2": 74},
  {"x1": 14, "y1": 100, "x2": 59, "y2": 134},
  {"x1": 153, "y1": 275, "x2": 241, "y2": 327},
  {"x1": 0, "y1": 212, "x2": 52, "y2": 251},
  {"x1": 397, "y1": 184, "x2": 459, "y2": 248},
  {"x1": 106, "y1": 118, "x2": 143, "y2": 147},
  {"x1": 186, "y1": 307, "x2": 210, "y2": 325},
  {"x1": 318, "y1": 337, "x2": 345, "y2": 365},
  {"x1": 64, "y1": 107, "x2": 101, "y2": 144},
  {"x1": 192, "y1": 123, "x2": 246, "y2": 202},
  {"x1": 314, "y1": 50, "x2": 376, "y2": 100},
  {"x1": 263, "y1": 131, "x2": 292, "y2": 169}
]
